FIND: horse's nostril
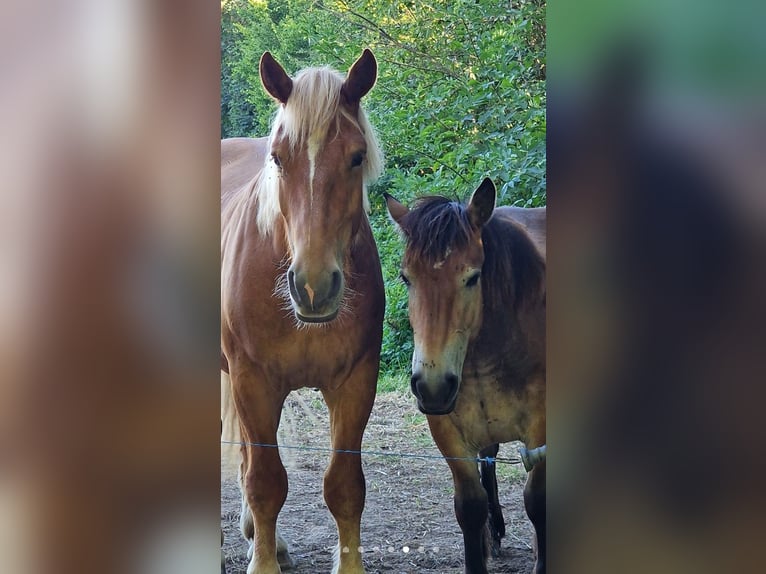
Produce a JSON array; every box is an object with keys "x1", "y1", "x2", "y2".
[
  {"x1": 410, "y1": 373, "x2": 422, "y2": 395},
  {"x1": 329, "y1": 269, "x2": 342, "y2": 299},
  {"x1": 445, "y1": 373, "x2": 459, "y2": 394},
  {"x1": 287, "y1": 269, "x2": 300, "y2": 303}
]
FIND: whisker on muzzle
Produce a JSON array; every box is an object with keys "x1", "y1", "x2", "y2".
[{"x1": 271, "y1": 266, "x2": 358, "y2": 331}]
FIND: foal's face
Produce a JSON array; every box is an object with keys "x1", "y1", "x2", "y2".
[
  {"x1": 401, "y1": 239, "x2": 486, "y2": 414},
  {"x1": 387, "y1": 178, "x2": 497, "y2": 415}
]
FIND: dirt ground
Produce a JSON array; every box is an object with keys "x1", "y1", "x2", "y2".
[{"x1": 221, "y1": 388, "x2": 535, "y2": 574}]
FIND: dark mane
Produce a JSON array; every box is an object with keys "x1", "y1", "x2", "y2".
[
  {"x1": 399, "y1": 196, "x2": 545, "y2": 310},
  {"x1": 400, "y1": 196, "x2": 473, "y2": 263}
]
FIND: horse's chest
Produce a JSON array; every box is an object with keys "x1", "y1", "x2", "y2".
[
  {"x1": 452, "y1": 373, "x2": 530, "y2": 446},
  {"x1": 255, "y1": 329, "x2": 362, "y2": 389},
  {"x1": 222, "y1": 239, "x2": 382, "y2": 391}
]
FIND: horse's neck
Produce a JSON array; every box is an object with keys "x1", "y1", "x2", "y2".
[
  {"x1": 221, "y1": 191, "x2": 284, "y2": 284},
  {"x1": 471, "y1": 313, "x2": 516, "y2": 362},
  {"x1": 347, "y1": 215, "x2": 379, "y2": 280},
  {"x1": 470, "y1": 295, "x2": 544, "y2": 379},
  {"x1": 471, "y1": 219, "x2": 545, "y2": 368}
]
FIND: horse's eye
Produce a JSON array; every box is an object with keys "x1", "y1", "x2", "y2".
[
  {"x1": 350, "y1": 151, "x2": 365, "y2": 168},
  {"x1": 271, "y1": 152, "x2": 282, "y2": 168},
  {"x1": 465, "y1": 272, "x2": 481, "y2": 288},
  {"x1": 399, "y1": 272, "x2": 411, "y2": 287}
]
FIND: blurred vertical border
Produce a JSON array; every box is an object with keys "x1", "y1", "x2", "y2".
[
  {"x1": 548, "y1": 0, "x2": 766, "y2": 572},
  {"x1": 0, "y1": 1, "x2": 221, "y2": 573}
]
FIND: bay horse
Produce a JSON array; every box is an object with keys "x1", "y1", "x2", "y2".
[
  {"x1": 385, "y1": 178, "x2": 546, "y2": 574},
  {"x1": 221, "y1": 50, "x2": 385, "y2": 574}
]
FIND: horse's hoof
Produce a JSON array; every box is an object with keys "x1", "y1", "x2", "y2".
[
  {"x1": 489, "y1": 538, "x2": 502, "y2": 559},
  {"x1": 277, "y1": 548, "x2": 295, "y2": 570},
  {"x1": 482, "y1": 523, "x2": 503, "y2": 559}
]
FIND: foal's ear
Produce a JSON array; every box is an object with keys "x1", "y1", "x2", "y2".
[
  {"x1": 384, "y1": 193, "x2": 409, "y2": 227},
  {"x1": 342, "y1": 49, "x2": 377, "y2": 104},
  {"x1": 260, "y1": 52, "x2": 293, "y2": 104},
  {"x1": 467, "y1": 178, "x2": 496, "y2": 229}
]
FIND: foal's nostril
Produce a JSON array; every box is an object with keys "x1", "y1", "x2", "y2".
[
  {"x1": 410, "y1": 372, "x2": 422, "y2": 395},
  {"x1": 445, "y1": 373, "x2": 459, "y2": 394}
]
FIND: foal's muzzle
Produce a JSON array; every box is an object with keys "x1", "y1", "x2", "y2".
[
  {"x1": 287, "y1": 265, "x2": 343, "y2": 323},
  {"x1": 410, "y1": 371, "x2": 460, "y2": 415}
]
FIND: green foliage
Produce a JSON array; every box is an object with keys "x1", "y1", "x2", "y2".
[
  {"x1": 376, "y1": 372, "x2": 409, "y2": 394},
  {"x1": 371, "y1": 209, "x2": 412, "y2": 378},
  {"x1": 221, "y1": 0, "x2": 546, "y2": 383}
]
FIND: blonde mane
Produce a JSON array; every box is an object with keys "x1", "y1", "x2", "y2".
[{"x1": 254, "y1": 66, "x2": 383, "y2": 236}]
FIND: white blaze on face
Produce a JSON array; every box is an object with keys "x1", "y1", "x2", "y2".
[
  {"x1": 306, "y1": 134, "x2": 321, "y2": 248},
  {"x1": 307, "y1": 136, "x2": 321, "y2": 205}
]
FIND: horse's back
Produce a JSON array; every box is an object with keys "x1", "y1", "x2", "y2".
[
  {"x1": 221, "y1": 137, "x2": 269, "y2": 208},
  {"x1": 495, "y1": 206, "x2": 546, "y2": 259}
]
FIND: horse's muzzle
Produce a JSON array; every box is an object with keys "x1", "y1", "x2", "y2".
[
  {"x1": 411, "y1": 372, "x2": 460, "y2": 415},
  {"x1": 287, "y1": 266, "x2": 343, "y2": 323}
]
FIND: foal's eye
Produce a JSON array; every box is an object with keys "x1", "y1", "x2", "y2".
[
  {"x1": 399, "y1": 272, "x2": 411, "y2": 287},
  {"x1": 271, "y1": 152, "x2": 282, "y2": 168},
  {"x1": 465, "y1": 272, "x2": 481, "y2": 288},
  {"x1": 350, "y1": 151, "x2": 365, "y2": 168}
]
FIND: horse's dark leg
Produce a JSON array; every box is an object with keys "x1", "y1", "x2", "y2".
[
  {"x1": 479, "y1": 443, "x2": 505, "y2": 557},
  {"x1": 321, "y1": 361, "x2": 377, "y2": 574},
  {"x1": 448, "y1": 457, "x2": 491, "y2": 574},
  {"x1": 524, "y1": 459, "x2": 546, "y2": 574},
  {"x1": 428, "y1": 414, "x2": 490, "y2": 574}
]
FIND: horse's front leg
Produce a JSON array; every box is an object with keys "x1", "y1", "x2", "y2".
[
  {"x1": 450, "y1": 457, "x2": 491, "y2": 574},
  {"x1": 429, "y1": 417, "x2": 489, "y2": 574},
  {"x1": 232, "y1": 367, "x2": 290, "y2": 574},
  {"x1": 321, "y1": 363, "x2": 377, "y2": 574},
  {"x1": 238, "y1": 467, "x2": 294, "y2": 569}
]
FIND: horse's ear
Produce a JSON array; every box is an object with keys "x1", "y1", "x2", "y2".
[
  {"x1": 384, "y1": 193, "x2": 409, "y2": 227},
  {"x1": 467, "y1": 178, "x2": 496, "y2": 229},
  {"x1": 260, "y1": 52, "x2": 293, "y2": 104},
  {"x1": 342, "y1": 49, "x2": 377, "y2": 104}
]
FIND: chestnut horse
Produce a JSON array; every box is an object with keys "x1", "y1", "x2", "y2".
[
  {"x1": 385, "y1": 178, "x2": 546, "y2": 574},
  {"x1": 221, "y1": 50, "x2": 385, "y2": 574}
]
